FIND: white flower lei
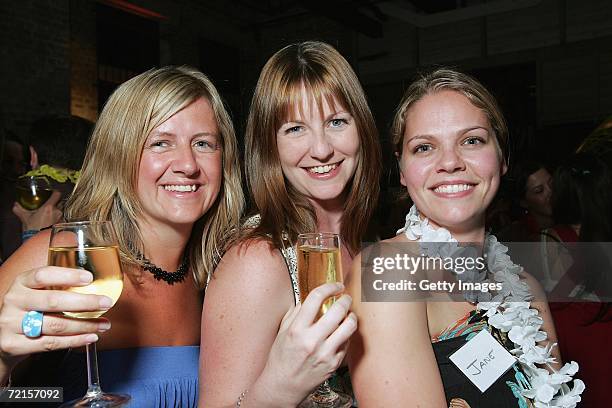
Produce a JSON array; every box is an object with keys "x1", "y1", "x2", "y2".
[{"x1": 398, "y1": 205, "x2": 585, "y2": 408}]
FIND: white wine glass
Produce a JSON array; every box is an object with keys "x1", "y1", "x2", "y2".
[
  {"x1": 16, "y1": 175, "x2": 53, "y2": 210},
  {"x1": 297, "y1": 232, "x2": 352, "y2": 408},
  {"x1": 49, "y1": 221, "x2": 130, "y2": 407}
]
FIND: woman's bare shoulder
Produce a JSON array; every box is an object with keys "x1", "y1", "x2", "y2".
[
  {"x1": 215, "y1": 237, "x2": 286, "y2": 276},
  {"x1": 202, "y1": 236, "x2": 295, "y2": 353},
  {"x1": 381, "y1": 233, "x2": 420, "y2": 250},
  {"x1": 520, "y1": 269, "x2": 547, "y2": 303},
  {"x1": 207, "y1": 237, "x2": 292, "y2": 305},
  {"x1": 348, "y1": 234, "x2": 420, "y2": 290}
]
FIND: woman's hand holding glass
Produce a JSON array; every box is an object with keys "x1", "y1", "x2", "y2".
[
  {"x1": 0, "y1": 265, "x2": 112, "y2": 372},
  {"x1": 254, "y1": 282, "x2": 357, "y2": 406},
  {"x1": 46, "y1": 221, "x2": 128, "y2": 407}
]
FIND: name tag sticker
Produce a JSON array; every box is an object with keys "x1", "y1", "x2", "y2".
[{"x1": 448, "y1": 329, "x2": 516, "y2": 393}]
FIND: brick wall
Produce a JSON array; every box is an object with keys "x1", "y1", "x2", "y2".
[
  {"x1": 70, "y1": 0, "x2": 97, "y2": 122},
  {"x1": 0, "y1": 0, "x2": 71, "y2": 138}
]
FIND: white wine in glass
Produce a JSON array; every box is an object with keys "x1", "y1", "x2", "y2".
[
  {"x1": 48, "y1": 246, "x2": 124, "y2": 319},
  {"x1": 49, "y1": 221, "x2": 130, "y2": 408},
  {"x1": 297, "y1": 233, "x2": 352, "y2": 408},
  {"x1": 16, "y1": 175, "x2": 53, "y2": 210}
]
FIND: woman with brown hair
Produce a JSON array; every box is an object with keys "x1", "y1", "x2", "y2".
[
  {"x1": 200, "y1": 41, "x2": 381, "y2": 406},
  {"x1": 349, "y1": 68, "x2": 583, "y2": 407}
]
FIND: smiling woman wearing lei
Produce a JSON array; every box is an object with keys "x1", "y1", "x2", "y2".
[{"x1": 348, "y1": 68, "x2": 585, "y2": 407}]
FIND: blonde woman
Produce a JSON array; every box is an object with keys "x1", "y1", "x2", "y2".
[
  {"x1": 0, "y1": 66, "x2": 243, "y2": 406},
  {"x1": 200, "y1": 41, "x2": 381, "y2": 406}
]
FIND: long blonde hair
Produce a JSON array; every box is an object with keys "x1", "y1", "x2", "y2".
[
  {"x1": 244, "y1": 41, "x2": 381, "y2": 254},
  {"x1": 65, "y1": 66, "x2": 244, "y2": 288}
]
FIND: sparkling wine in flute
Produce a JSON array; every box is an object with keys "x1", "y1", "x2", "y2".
[
  {"x1": 296, "y1": 233, "x2": 352, "y2": 408},
  {"x1": 297, "y1": 233, "x2": 343, "y2": 318},
  {"x1": 48, "y1": 245, "x2": 123, "y2": 319}
]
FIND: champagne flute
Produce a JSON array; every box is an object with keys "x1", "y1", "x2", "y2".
[
  {"x1": 297, "y1": 233, "x2": 352, "y2": 408},
  {"x1": 49, "y1": 221, "x2": 130, "y2": 407},
  {"x1": 16, "y1": 175, "x2": 53, "y2": 210}
]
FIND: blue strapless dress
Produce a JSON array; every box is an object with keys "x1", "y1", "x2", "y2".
[{"x1": 18, "y1": 346, "x2": 199, "y2": 408}]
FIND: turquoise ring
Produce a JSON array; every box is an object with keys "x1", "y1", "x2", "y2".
[{"x1": 22, "y1": 311, "x2": 44, "y2": 338}]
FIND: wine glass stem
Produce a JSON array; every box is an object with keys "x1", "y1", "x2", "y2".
[
  {"x1": 311, "y1": 380, "x2": 339, "y2": 405},
  {"x1": 85, "y1": 342, "x2": 103, "y2": 398}
]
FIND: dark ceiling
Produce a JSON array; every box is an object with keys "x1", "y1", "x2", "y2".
[{"x1": 231, "y1": 0, "x2": 484, "y2": 38}]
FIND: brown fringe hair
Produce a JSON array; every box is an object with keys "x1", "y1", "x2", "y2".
[{"x1": 243, "y1": 41, "x2": 381, "y2": 254}]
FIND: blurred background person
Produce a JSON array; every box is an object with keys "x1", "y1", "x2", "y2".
[
  {"x1": 577, "y1": 114, "x2": 612, "y2": 166},
  {"x1": 0, "y1": 129, "x2": 28, "y2": 181},
  {"x1": 25, "y1": 115, "x2": 92, "y2": 174},
  {"x1": 544, "y1": 152, "x2": 612, "y2": 407},
  {"x1": 499, "y1": 159, "x2": 554, "y2": 242},
  {"x1": 1, "y1": 115, "x2": 92, "y2": 261},
  {"x1": 497, "y1": 159, "x2": 555, "y2": 282},
  {"x1": 0, "y1": 129, "x2": 29, "y2": 263}
]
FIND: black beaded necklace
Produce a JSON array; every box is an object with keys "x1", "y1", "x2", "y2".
[{"x1": 137, "y1": 252, "x2": 189, "y2": 285}]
